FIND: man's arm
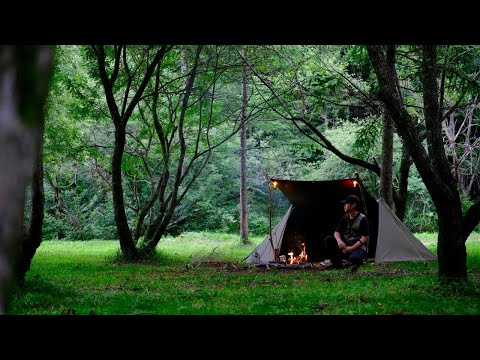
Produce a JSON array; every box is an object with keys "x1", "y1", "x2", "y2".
[
  {"x1": 334, "y1": 231, "x2": 346, "y2": 249},
  {"x1": 343, "y1": 235, "x2": 368, "y2": 253}
]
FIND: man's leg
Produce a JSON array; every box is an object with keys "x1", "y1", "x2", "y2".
[
  {"x1": 324, "y1": 236, "x2": 343, "y2": 268},
  {"x1": 348, "y1": 248, "x2": 366, "y2": 266}
]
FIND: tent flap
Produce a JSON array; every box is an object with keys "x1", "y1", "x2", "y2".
[
  {"x1": 244, "y1": 206, "x2": 292, "y2": 264},
  {"x1": 375, "y1": 199, "x2": 436, "y2": 263}
]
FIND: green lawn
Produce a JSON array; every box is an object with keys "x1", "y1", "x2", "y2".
[{"x1": 8, "y1": 232, "x2": 480, "y2": 315}]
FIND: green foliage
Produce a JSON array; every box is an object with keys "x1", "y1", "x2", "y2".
[
  {"x1": 402, "y1": 170, "x2": 438, "y2": 232},
  {"x1": 353, "y1": 116, "x2": 381, "y2": 161},
  {"x1": 43, "y1": 178, "x2": 117, "y2": 240},
  {"x1": 42, "y1": 44, "x2": 480, "y2": 242}
]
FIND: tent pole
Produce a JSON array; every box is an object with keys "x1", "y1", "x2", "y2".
[{"x1": 268, "y1": 182, "x2": 277, "y2": 260}]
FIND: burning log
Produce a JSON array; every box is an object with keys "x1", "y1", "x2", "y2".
[{"x1": 264, "y1": 262, "x2": 314, "y2": 269}]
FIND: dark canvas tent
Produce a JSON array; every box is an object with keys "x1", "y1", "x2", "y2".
[{"x1": 244, "y1": 177, "x2": 436, "y2": 265}]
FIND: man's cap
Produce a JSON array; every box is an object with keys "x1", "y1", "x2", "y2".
[{"x1": 341, "y1": 194, "x2": 360, "y2": 207}]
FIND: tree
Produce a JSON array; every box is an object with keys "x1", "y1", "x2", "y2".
[
  {"x1": 16, "y1": 116, "x2": 45, "y2": 283},
  {"x1": 0, "y1": 45, "x2": 52, "y2": 313},
  {"x1": 135, "y1": 46, "x2": 253, "y2": 254},
  {"x1": 84, "y1": 45, "x2": 253, "y2": 257},
  {"x1": 239, "y1": 50, "x2": 249, "y2": 244},
  {"x1": 368, "y1": 45, "x2": 480, "y2": 280},
  {"x1": 90, "y1": 45, "x2": 171, "y2": 259}
]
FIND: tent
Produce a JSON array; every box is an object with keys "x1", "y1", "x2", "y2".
[{"x1": 244, "y1": 177, "x2": 436, "y2": 265}]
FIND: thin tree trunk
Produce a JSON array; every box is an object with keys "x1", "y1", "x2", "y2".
[
  {"x1": 380, "y1": 106, "x2": 394, "y2": 208},
  {"x1": 395, "y1": 144, "x2": 412, "y2": 221},
  {"x1": 0, "y1": 45, "x2": 52, "y2": 314},
  {"x1": 141, "y1": 46, "x2": 206, "y2": 254},
  {"x1": 112, "y1": 126, "x2": 138, "y2": 259},
  {"x1": 240, "y1": 53, "x2": 249, "y2": 244}
]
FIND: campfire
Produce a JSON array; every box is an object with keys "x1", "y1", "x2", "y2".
[
  {"x1": 263, "y1": 242, "x2": 313, "y2": 269},
  {"x1": 258, "y1": 242, "x2": 334, "y2": 270},
  {"x1": 286, "y1": 242, "x2": 308, "y2": 264}
]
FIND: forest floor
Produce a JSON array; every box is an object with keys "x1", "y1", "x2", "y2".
[{"x1": 8, "y1": 232, "x2": 480, "y2": 315}]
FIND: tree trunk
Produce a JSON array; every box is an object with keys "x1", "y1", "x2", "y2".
[
  {"x1": 112, "y1": 127, "x2": 138, "y2": 259},
  {"x1": 368, "y1": 45, "x2": 468, "y2": 279},
  {"x1": 437, "y1": 199, "x2": 467, "y2": 279},
  {"x1": 0, "y1": 45, "x2": 52, "y2": 314},
  {"x1": 379, "y1": 106, "x2": 394, "y2": 209},
  {"x1": 16, "y1": 126, "x2": 45, "y2": 284},
  {"x1": 239, "y1": 54, "x2": 249, "y2": 244},
  {"x1": 93, "y1": 45, "x2": 169, "y2": 260},
  {"x1": 395, "y1": 144, "x2": 412, "y2": 221},
  {"x1": 142, "y1": 212, "x2": 174, "y2": 255}
]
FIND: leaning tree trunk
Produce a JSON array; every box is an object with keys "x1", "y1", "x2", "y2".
[
  {"x1": 380, "y1": 106, "x2": 394, "y2": 209},
  {"x1": 16, "y1": 126, "x2": 45, "y2": 284},
  {"x1": 0, "y1": 45, "x2": 52, "y2": 314}
]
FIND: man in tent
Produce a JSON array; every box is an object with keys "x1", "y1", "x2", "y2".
[{"x1": 324, "y1": 195, "x2": 369, "y2": 270}]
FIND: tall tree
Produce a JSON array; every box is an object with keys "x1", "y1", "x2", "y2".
[
  {"x1": 15, "y1": 48, "x2": 65, "y2": 283},
  {"x1": 368, "y1": 45, "x2": 480, "y2": 280},
  {"x1": 239, "y1": 50, "x2": 249, "y2": 244},
  {"x1": 82, "y1": 46, "x2": 252, "y2": 256},
  {"x1": 90, "y1": 45, "x2": 170, "y2": 259},
  {"x1": 379, "y1": 107, "x2": 394, "y2": 208},
  {"x1": 0, "y1": 45, "x2": 52, "y2": 313},
  {"x1": 16, "y1": 118, "x2": 45, "y2": 283},
  {"x1": 395, "y1": 144, "x2": 413, "y2": 221},
  {"x1": 135, "y1": 46, "x2": 251, "y2": 254}
]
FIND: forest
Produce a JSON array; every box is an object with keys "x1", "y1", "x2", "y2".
[{"x1": 1, "y1": 45, "x2": 480, "y2": 315}]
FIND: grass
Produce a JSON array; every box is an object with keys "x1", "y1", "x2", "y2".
[{"x1": 8, "y1": 232, "x2": 480, "y2": 315}]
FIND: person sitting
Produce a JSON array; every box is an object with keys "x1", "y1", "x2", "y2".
[{"x1": 323, "y1": 194, "x2": 369, "y2": 270}]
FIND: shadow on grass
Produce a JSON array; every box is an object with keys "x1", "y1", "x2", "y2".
[
  {"x1": 429, "y1": 277, "x2": 480, "y2": 297},
  {"x1": 8, "y1": 276, "x2": 79, "y2": 315},
  {"x1": 110, "y1": 248, "x2": 183, "y2": 266}
]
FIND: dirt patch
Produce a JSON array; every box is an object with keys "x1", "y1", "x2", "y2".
[
  {"x1": 195, "y1": 261, "x2": 253, "y2": 273},
  {"x1": 104, "y1": 284, "x2": 126, "y2": 291}
]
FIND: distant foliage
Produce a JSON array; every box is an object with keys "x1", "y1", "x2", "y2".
[
  {"x1": 353, "y1": 116, "x2": 381, "y2": 161},
  {"x1": 39, "y1": 45, "x2": 466, "y2": 241}
]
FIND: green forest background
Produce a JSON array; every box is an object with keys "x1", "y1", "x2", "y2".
[{"x1": 38, "y1": 45, "x2": 479, "y2": 242}]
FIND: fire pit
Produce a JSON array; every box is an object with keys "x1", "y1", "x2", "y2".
[{"x1": 257, "y1": 242, "x2": 318, "y2": 269}]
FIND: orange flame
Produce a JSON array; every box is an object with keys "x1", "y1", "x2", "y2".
[
  {"x1": 287, "y1": 243, "x2": 308, "y2": 264},
  {"x1": 288, "y1": 252, "x2": 294, "y2": 264}
]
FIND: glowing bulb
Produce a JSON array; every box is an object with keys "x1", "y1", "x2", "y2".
[
  {"x1": 272, "y1": 181, "x2": 278, "y2": 189},
  {"x1": 353, "y1": 181, "x2": 358, "y2": 187}
]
